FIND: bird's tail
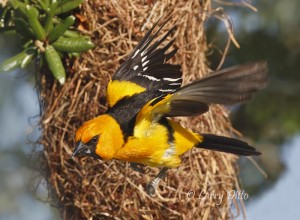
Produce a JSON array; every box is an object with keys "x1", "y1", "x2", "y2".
[{"x1": 197, "y1": 134, "x2": 261, "y2": 156}]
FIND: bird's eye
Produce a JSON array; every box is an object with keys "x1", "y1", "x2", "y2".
[
  {"x1": 91, "y1": 136, "x2": 98, "y2": 144},
  {"x1": 87, "y1": 135, "x2": 99, "y2": 146}
]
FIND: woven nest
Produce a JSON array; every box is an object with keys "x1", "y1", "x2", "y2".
[{"x1": 39, "y1": 0, "x2": 249, "y2": 219}]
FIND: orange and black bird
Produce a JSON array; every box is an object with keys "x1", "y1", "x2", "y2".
[{"x1": 72, "y1": 16, "x2": 268, "y2": 195}]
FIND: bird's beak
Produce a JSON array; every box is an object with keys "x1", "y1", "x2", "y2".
[{"x1": 72, "y1": 142, "x2": 87, "y2": 159}]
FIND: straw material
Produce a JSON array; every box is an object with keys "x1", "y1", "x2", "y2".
[{"x1": 40, "y1": 0, "x2": 248, "y2": 219}]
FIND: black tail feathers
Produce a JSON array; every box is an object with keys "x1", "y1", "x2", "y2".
[{"x1": 197, "y1": 134, "x2": 261, "y2": 156}]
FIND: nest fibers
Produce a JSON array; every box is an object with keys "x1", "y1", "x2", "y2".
[{"x1": 39, "y1": 0, "x2": 250, "y2": 219}]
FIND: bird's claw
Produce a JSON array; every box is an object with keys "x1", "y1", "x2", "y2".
[
  {"x1": 146, "y1": 180, "x2": 158, "y2": 196},
  {"x1": 145, "y1": 167, "x2": 169, "y2": 197}
]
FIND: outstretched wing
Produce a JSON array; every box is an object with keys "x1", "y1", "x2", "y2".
[
  {"x1": 136, "y1": 61, "x2": 269, "y2": 123},
  {"x1": 106, "y1": 16, "x2": 182, "y2": 108}
]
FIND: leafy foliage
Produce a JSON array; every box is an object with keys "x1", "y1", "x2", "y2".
[{"x1": 0, "y1": 0, "x2": 94, "y2": 84}]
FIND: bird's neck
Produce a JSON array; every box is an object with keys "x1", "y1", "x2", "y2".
[{"x1": 94, "y1": 115, "x2": 125, "y2": 160}]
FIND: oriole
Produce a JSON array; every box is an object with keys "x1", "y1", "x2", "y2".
[{"x1": 72, "y1": 16, "x2": 268, "y2": 195}]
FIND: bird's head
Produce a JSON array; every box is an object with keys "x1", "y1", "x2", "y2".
[{"x1": 72, "y1": 114, "x2": 124, "y2": 160}]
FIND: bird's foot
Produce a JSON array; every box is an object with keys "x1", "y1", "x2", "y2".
[{"x1": 146, "y1": 167, "x2": 168, "y2": 196}]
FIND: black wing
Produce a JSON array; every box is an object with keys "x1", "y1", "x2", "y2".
[
  {"x1": 107, "y1": 16, "x2": 182, "y2": 108},
  {"x1": 136, "y1": 61, "x2": 269, "y2": 122}
]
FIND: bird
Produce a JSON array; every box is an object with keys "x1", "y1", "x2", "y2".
[{"x1": 72, "y1": 15, "x2": 268, "y2": 196}]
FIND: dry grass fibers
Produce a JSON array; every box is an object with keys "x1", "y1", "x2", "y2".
[{"x1": 39, "y1": 0, "x2": 254, "y2": 219}]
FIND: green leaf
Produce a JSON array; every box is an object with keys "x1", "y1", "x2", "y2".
[
  {"x1": 0, "y1": 48, "x2": 36, "y2": 72},
  {"x1": 9, "y1": 0, "x2": 27, "y2": 15},
  {"x1": 68, "y1": 52, "x2": 81, "y2": 58},
  {"x1": 1, "y1": 4, "x2": 13, "y2": 28},
  {"x1": 44, "y1": 45, "x2": 66, "y2": 84},
  {"x1": 37, "y1": 0, "x2": 49, "y2": 11},
  {"x1": 52, "y1": 36, "x2": 95, "y2": 53},
  {"x1": 14, "y1": 18, "x2": 35, "y2": 39},
  {"x1": 62, "y1": 30, "x2": 81, "y2": 38},
  {"x1": 55, "y1": 0, "x2": 84, "y2": 15},
  {"x1": 47, "y1": 15, "x2": 75, "y2": 43},
  {"x1": 0, "y1": 53, "x2": 25, "y2": 72},
  {"x1": 26, "y1": 5, "x2": 46, "y2": 41},
  {"x1": 0, "y1": 27, "x2": 16, "y2": 34},
  {"x1": 43, "y1": 0, "x2": 59, "y2": 33},
  {"x1": 20, "y1": 48, "x2": 36, "y2": 68},
  {"x1": 23, "y1": 40, "x2": 34, "y2": 48}
]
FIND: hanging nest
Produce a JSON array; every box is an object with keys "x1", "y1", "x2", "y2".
[{"x1": 39, "y1": 0, "x2": 249, "y2": 219}]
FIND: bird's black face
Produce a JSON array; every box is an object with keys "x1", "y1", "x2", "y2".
[{"x1": 72, "y1": 135, "x2": 102, "y2": 159}]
